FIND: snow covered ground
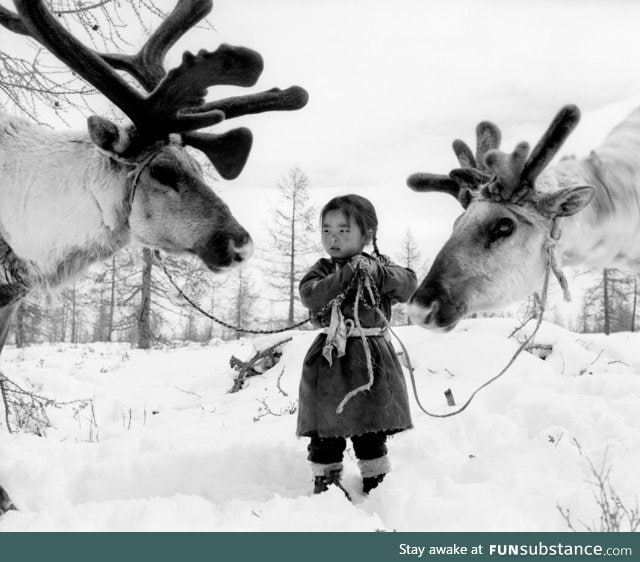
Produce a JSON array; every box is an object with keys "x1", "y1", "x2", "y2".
[{"x1": 0, "y1": 319, "x2": 639, "y2": 532}]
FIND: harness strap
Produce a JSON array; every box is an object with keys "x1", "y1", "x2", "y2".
[
  {"x1": 126, "y1": 150, "x2": 162, "y2": 208},
  {"x1": 545, "y1": 219, "x2": 571, "y2": 301}
]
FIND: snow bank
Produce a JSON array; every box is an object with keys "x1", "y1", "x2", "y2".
[{"x1": 1, "y1": 320, "x2": 639, "y2": 531}]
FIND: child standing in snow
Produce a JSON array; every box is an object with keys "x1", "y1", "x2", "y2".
[{"x1": 297, "y1": 194, "x2": 416, "y2": 496}]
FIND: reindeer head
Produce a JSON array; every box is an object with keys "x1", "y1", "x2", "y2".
[
  {"x1": 1, "y1": 0, "x2": 308, "y2": 272},
  {"x1": 407, "y1": 105, "x2": 595, "y2": 331}
]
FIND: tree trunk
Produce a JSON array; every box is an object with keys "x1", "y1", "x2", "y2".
[
  {"x1": 631, "y1": 277, "x2": 638, "y2": 332},
  {"x1": 0, "y1": 302, "x2": 19, "y2": 514},
  {"x1": 207, "y1": 295, "x2": 215, "y2": 340},
  {"x1": 60, "y1": 301, "x2": 67, "y2": 343},
  {"x1": 138, "y1": 248, "x2": 153, "y2": 349},
  {"x1": 235, "y1": 270, "x2": 244, "y2": 340},
  {"x1": 15, "y1": 301, "x2": 25, "y2": 348},
  {"x1": 107, "y1": 256, "x2": 116, "y2": 341},
  {"x1": 603, "y1": 269, "x2": 610, "y2": 336},
  {"x1": 289, "y1": 190, "x2": 296, "y2": 325},
  {"x1": 94, "y1": 286, "x2": 106, "y2": 342},
  {"x1": 71, "y1": 283, "x2": 77, "y2": 344}
]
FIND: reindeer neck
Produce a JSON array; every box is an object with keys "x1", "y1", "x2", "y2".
[
  {"x1": 538, "y1": 146, "x2": 640, "y2": 271},
  {"x1": 0, "y1": 114, "x2": 132, "y2": 289}
]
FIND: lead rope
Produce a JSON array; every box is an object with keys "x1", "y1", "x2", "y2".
[
  {"x1": 155, "y1": 253, "x2": 374, "y2": 335},
  {"x1": 155, "y1": 252, "x2": 311, "y2": 334}
]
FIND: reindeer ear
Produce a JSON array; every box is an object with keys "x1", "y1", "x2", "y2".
[
  {"x1": 537, "y1": 185, "x2": 596, "y2": 217},
  {"x1": 87, "y1": 116, "x2": 131, "y2": 155}
]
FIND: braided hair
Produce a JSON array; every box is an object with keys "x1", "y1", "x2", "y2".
[{"x1": 320, "y1": 194, "x2": 381, "y2": 257}]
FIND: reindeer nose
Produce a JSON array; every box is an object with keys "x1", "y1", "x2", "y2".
[
  {"x1": 408, "y1": 299, "x2": 440, "y2": 327},
  {"x1": 231, "y1": 230, "x2": 253, "y2": 263}
]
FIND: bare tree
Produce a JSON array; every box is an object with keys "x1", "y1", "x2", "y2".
[
  {"x1": 0, "y1": 1, "x2": 176, "y2": 123},
  {"x1": 582, "y1": 269, "x2": 636, "y2": 334},
  {"x1": 13, "y1": 299, "x2": 46, "y2": 347},
  {"x1": 631, "y1": 277, "x2": 638, "y2": 332},
  {"x1": 88, "y1": 253, "x2": 132, "y2": 342},
  {"x1": 228, "y1": 267, "x2": 259, "y2": 339},
  {"x1": 398, "y1": 228, "x2": 422, "y2": 271},
  {"x1": 263, "y1": 166, "x2": 318, "y2": 325},
  {"x1": 160, "y1": 253, "x2": 225, "y2": 342},
  {"x1": 392, "y1": 228, "x2": 427, "y2": 325}
]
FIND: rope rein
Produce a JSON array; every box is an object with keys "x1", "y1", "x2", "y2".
[
  {"x1": 154, "y1": 252, "x2": 311, "y2": 334},
  {"x1": 154, "y1": 251, "x2": 378, "y2": 335}
]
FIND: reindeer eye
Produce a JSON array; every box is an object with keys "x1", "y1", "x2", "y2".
[
  {"x1": 487, "y1": 217, "x2": 515, "y2": 244},
  {"x1": 149, "y1": 162, "x2": 179, "y2": 189}
]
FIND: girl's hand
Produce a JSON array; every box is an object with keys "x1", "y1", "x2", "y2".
[{"x1": 350, "y1": 255, "x2": 373, "y2": 273}]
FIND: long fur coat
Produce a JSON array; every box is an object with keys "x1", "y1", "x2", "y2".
[{"x1": 296, "y1": 253, "x2": 416, "y2": 438}]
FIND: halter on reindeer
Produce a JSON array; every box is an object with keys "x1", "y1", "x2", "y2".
[{"x1": 0, "y1": 0, "x2": 308, "y2": 514}]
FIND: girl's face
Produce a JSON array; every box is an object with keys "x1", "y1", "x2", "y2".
[{"x1": 321, "y1": 210, "x2": 372, "y2": 259}]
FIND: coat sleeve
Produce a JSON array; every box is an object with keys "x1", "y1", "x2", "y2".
[
  {"x1": 368, "y1": 256, "x2": 417, "y2": 304},
  {"x1": 299, "y1": 259, "x2": 357, "y2": 311}
]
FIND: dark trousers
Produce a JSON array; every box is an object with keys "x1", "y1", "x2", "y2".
[{"x1": 307, "y1": 432, "x2": 388, "y2": 464}]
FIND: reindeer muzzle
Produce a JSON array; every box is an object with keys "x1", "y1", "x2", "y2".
[
  {"x1": 197, "y1": 227, "x2": 253, "y2": 273},
  {"x1": 409, "y1": 278, "x2": 465, "y2": 332}
]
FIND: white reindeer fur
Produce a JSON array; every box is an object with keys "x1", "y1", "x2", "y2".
[
  {"x1": 0, "y1": 112, "x2": 130, "y2": 287},
  {"x1": 536, "y1": 106, "x2": 640, "y2": 271}
]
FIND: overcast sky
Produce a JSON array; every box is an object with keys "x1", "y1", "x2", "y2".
[
  {"x1": 3, "y1": 0, "x2": 640, "y2": 266},
  {"x1": 189, "y1": 0, "x2": 640, "y2": 263}
]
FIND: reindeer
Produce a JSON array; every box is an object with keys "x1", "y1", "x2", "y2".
[
  {"x1": 0, "y1": 0, "x2": 308, "y2": 513},
  {"x1": 405, "y1": 103, "x2": 640, "y2": 331}
]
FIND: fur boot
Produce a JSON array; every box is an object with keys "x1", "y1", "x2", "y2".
[
  {"x1": 0, "y1": 484, "x2": 17, "y2": 514},
  {"x1": 362, "y1": 473, "x2": 385, "y2": 494},
  {"x1": 311, "y1": 462, "x2": 343, "y2": 494},
  {"x1": 358, "y1": 456, "x2": 391, "y2": 494}
]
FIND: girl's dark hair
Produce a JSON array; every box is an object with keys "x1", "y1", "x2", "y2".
[{"x1": 320, "y1": 194, "x2": 381, "y2": 256}]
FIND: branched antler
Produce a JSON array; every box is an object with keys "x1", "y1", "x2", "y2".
[
  {"x1": 100, "y1": 0, "x2": 212, "y2": 91},
  {"x1": 483, "y1": 105, "x2": 581, "y2": 203},
  {"x1": 1, "y1": 0, "x2": 309, "y2": 179},
  {"x1": 408, "y1": 105, "x2": 582, "y2": 209},
  {"x1": 407, "y1": 121, "x2": 501, "y2": 207}
]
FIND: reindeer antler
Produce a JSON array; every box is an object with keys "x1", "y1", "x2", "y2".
[
  {"x1": 408, "y1": 106, "x2": 581, "y2": 208},
  {"x1": 100, "y1": 0, "x2": 212, "y2": 91},
  {"x1": 3, "y1": 0, "x2": 309, "y2": 179},
  {"x1": 407, "y1": 121, "x2": 501, "y2": 207},
  {"x1": 483, "y1": 105, "x2": 581, "y2": 203}
]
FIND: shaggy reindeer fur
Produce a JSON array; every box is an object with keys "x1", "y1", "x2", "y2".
[{"x1": 0, "y1": 114, "x2": 131, "y2": 291}]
